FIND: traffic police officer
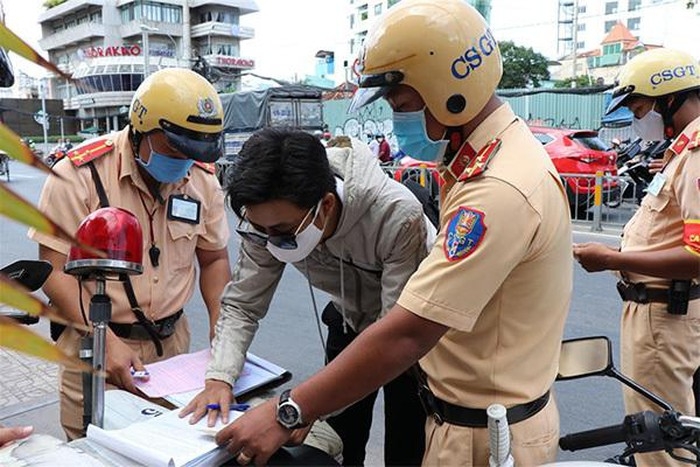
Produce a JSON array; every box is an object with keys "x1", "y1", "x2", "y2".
[
  {"x1": 575, "y1": 48, "x2": 700, "y2": 467},
  {"x1": 29, "y1": 68, "x2": 231, "y2": 439},
  {"x1": 213, "y1": 1, "x2": 573, "y2": 465}
]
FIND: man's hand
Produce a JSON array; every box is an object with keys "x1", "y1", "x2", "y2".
[
  {"x1": 0, "y1": 425, "x2": 33, "y2": 448},
  {"x1": 286, "y1": 425, "x2": 313, "y2": 446},
  {"x1": 179, "y1": 379, "x2": 234, "y2": 426},
  {"x1": 573, "y1": 242, "x2": 618, "y2": 272},
  {"x1": 215, "y1": 399, "x2": 291, "y2": 466},
  {"x1": 105, "y1": 331, "x2": 146, "y2": 393}
]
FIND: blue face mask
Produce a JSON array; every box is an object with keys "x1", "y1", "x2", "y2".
[
  {"x1": 138, "y1": 137, "x2": 194, "y2": 183},
  {"x1": 392, "y1": 109, "x2": 449, "y2": 162}
]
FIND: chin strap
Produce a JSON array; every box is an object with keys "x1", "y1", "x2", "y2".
[
  {"x1": 441, "y1": 127, "x2": 464, "y2": 166},
  {"x1": 657, "y1": 92, "x2": 691, "y2": 139}
]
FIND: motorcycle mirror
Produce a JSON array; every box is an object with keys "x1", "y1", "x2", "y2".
[
  {"x1": 557, "y1": 336, "x2": 673, "y2": 412},
  {"x1": 1, "y1": 259, "x2": 53, "y2": 292},
  {"x1": 557, "y1": 336, "x2": 612, "y2": 380}
]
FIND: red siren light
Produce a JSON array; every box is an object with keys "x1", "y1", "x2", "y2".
[{"x1": 64, "y1": 207, "x2": 144, "y2": 277}]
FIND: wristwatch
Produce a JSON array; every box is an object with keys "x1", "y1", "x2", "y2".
[{"x1": 276, "y1": 389, "x2": 308, "y2": 429}]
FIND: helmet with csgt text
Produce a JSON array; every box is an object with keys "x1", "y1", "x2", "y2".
[
  {"x1": 349, "y1": 0, "x2": 502, "y2": 127},
  {"x1": 129, "y1": 68, "x2": 224, "y2": 162},
  {"x1": 606, "y1": 48, "x2": 700, "y2": 115}
]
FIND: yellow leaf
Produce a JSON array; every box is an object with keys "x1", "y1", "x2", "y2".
[
  {"x1": 0, "y1": 317, "x2": 92, "y2": 372},
  {"x1": 0, "y1": 124, "x2": 56, "y2": 176},
  {"x1": 0, "y1": 23, "x2": 71, "y2": 81},
  {"x1": 0, "y1": 274, "x2": 89, "y2": 331},
  {"x1": 0, "y1": 184, "x2": 107, "y2": 258}
]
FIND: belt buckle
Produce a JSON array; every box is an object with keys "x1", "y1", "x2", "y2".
[
  {"x1": 634, "y1": 282, "x2": 649, "y2": 304},
  {"x1": 158, "y1": 321, "x2": 174, "y2": 338}
]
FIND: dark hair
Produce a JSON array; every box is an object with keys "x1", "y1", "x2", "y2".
[{"x1": 226, "y1": 127, "x2": 336, "y2": 218}]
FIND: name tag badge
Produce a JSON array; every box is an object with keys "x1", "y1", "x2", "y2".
[
  {"x1": 167, "y1": 194, "x2": 201, "y2": 224},
  {"x1": 647, "y1": 172, "x2": 667, "y2": 197}
]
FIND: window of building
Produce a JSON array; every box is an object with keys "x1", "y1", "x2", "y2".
[
  {"x1": 604, "y1": 20, "x2": 617, "y2": 32},
  {"x1": 605, "y1": 1, "x2": 618, "y2": 14},
  {"x1": 90, "y1": 11, "x2": 102, "y2": 23},
  {"x1": 627, "y1": 16, "x2": 640, "y2": 30},
  {"x1": 374, "y1": 3, "x2": 382, "y2": 15},
  {"x1": 359, "y1": 4, "x2": 368, "y2": 21},
  {"x1": 577, "y1": 41, "x2": 585, "y2": 49},
  {"x1": 577, "y1": 23, "x2": 586, "y2": 31},
  {"x1": 578, "y1": 4, "x2": 587, "y2": 13},
  {"x1": 628, "y1": 0, "x2": 641, "y2": 10},
  {"x1": 349, "y1": 14, "x2": 355, "y2": 29},
  {"x1": 387, "y1": 0, "x2": 400, "y2": 7}
]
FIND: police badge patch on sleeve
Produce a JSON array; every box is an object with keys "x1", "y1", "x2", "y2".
[{"x1": 443, "y1": 207, "x2": 487, "y2": 262}]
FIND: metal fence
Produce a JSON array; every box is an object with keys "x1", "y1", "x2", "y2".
[{"x1": 380, "y1": 163, "x2": 639, "y2": 232}]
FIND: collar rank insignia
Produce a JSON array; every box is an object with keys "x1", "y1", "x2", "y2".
[
  {"x1": 458, "y1": 139, "x2": 502, "y2": 182},
  {"x1": 671, "y1": 133, "x2": 690, "y2": 156},
  {"x1": 443, "y1": 206, "x2": 487, "y2": 262},
  {"x1": 445, "y1": 142, "x2": 476, "y2": 180},
  {"x1": 687, "y1": 131, "x2": 700, "y2": 152}
]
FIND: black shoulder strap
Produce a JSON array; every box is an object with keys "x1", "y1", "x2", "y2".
[{"x1": 86, "y1": 162, "x2": 164, "y2": 356}]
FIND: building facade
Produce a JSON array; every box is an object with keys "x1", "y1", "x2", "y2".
[
  {"x1": 339, "y1": 0, "x2": 492, "y2": 84},
  {"x1": 38, "y1": 0, "x2": 258, "y2": 134},
  {"x1": 560, "y1": 0, "x2": 699, "y2": 58}
]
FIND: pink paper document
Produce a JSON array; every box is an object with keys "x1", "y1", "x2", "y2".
[{"x1": 135, "y1": 348, "x2": 290, "y2": 400}]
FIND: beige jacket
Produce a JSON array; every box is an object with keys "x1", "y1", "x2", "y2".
[{"x1": 207, "y1": 140, "x2": 431, "y2": 385}]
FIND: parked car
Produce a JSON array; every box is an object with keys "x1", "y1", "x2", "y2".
[{"x1": 529, "y1": 126, "x2": 619, "y2": 216}]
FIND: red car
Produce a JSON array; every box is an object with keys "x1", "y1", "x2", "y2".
[{"x1": 529, "y1": 126, "x2": 619, "y2": 216}]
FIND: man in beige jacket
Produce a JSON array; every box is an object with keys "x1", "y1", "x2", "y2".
[{"x1": 181, "y1": 128, "x2": 435, "y2": 466}]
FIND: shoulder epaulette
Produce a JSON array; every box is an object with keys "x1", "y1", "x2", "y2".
[
  {"x1": 193, "y1": 161, "x2": 216, "y2": 174},
  {"x1": 67, "y1": 137, "x2": 115, "y2": 167},
  {"x1": 458, "y1": 139, "x2": 502, "y2": 182},
  {"x1": 687, "y1": 130, "x2": 700, "y2": 152}
]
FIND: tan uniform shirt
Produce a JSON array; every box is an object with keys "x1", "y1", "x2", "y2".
[
  {"x1": 29, "y1": 128, "x2": 230, "y2": 323},
  {"x1": 623, "y1": 115, "x2": 700, "y2": 287},
  {"x1": 397, "y1": 103, "x2": 573, "y2": 408}
]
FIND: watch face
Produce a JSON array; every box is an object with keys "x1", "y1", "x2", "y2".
[{"x1": 278, "y1": 403, "x2": 300, "y2": 426}]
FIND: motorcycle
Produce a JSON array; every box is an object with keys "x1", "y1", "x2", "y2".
[
  {"x1": 552, "y1": 336, "x2": 698, "y2": 465},
  {"x1": 0, "y1": 259, "x2": 53, "y2": 324},
  {"x1": 611, "y1": 138, "x2": 670, "y2": 206}
]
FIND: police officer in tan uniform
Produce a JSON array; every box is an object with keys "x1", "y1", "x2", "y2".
[
  {"x1": 212, "y1": 2, "x2": 573, "y2": 465},
  {"x1": 29, "y1": 69, "x2": 231, "y2": 440},
  {"x1": 575, "y1": 48, "x2": 700, "y2": 467}
]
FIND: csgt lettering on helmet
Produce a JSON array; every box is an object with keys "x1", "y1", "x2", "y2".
[
  {"x1": 450, "y1": 29, "x2": 497, "y2": 80},
  {"x1": 649, "y1": 64, "x2": 697, "y2": 87}
]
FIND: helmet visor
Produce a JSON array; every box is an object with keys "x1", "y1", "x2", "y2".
[
  {"x1": 605, "y1": 86, "x2": 635, "y2": 116},
  {"x1": 348, "y1": 70, "x2": 404, "y2": 113},
  {"x1": 160, "y1": 119, "x2": 223, "y2": 163}
]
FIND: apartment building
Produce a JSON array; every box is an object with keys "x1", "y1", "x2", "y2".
[{"x1": 38, "y1": 0, "x2": 258, "y2": 134}]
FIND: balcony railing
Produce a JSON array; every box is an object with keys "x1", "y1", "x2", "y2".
[
  {"x1": 190, "y1": 22, "x2": 254, "y2": 39},
  {"x1": 39, "y1": 22, "x2": 105, "y2": 51}
]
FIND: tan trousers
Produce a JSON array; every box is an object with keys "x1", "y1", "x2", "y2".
[
  {"x1": 621, "y1": 301, "x2": 700, "y2": 467},
  {"x1": 57, "y1": 317, "x2": 191, "y2": 440},
  {"x1": 422, "y1": 395, "x2": 559, "y2": 466}
]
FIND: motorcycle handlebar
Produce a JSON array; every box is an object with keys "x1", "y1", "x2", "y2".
[{"x1": 559, "y1": 423, "x2": 628, "y2": 451}]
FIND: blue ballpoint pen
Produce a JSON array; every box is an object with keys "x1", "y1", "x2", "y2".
[{"x1": 206, "y1": 403, "x2": 250, "y2": 412}]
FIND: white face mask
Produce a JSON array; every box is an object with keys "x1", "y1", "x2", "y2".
[
  {"x1": 266, "y1": 200, "x2": 325, "y2": 263},
  {"x1": 632, "y1": 108, "x2": 665, "y2": 142}
]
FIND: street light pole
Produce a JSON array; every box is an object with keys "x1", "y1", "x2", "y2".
[{"x1": 140, "y1": 24, "x2": 158, "y2": 78}]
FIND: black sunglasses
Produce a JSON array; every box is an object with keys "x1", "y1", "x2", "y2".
[{"x1": 236, "y1": 204, "x2": 317, "y2": 250}]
